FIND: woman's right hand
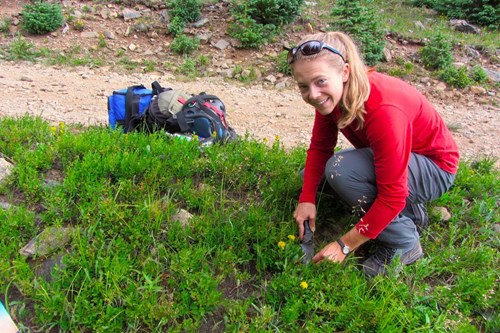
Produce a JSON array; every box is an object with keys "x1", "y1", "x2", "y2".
[{"x1": 294, "y1": 202, "x2": 317, "y2": 240}]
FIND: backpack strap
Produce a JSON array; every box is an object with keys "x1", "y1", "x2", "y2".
[
  {"x1": 124, "y1": 84, "x2": 146, "y2": 133},
  {"x1": 151, "y1": 81, "x2": 163, "y2": 95}
]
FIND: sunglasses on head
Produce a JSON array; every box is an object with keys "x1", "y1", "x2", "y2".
[{"x1": 287, "y1": 40, "x2": 346, "y2": 65}]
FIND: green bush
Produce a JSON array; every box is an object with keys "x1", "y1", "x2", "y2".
[
  {"x1": 329, "y1": 0, "x2": 386, "y2": 66},
  {"x1": 470, "y1": 64, "x2": 488, "y2": 84},
  {"x1": 411, "y1": 0, "x2": 499, "y2": 30},
  {"x1": 236, "y1": 0, "x2": 305, "y2": 26},
  {"x1": 228, "y1": 16, "x2": 276, "y2": 49},
  {"x1": 440, "y1": 65, "x2": 472, "y2": 88},
  {"x1": 20, "y1": 1, "x2": 64, "y2": 35},
  {"x1": 0, "y1": 17, "x2": 11, "y2": 34},
  {"x1": 167, "y1": 0, "x2": 201, "y2": 36},
  {"x1": 420, "y1": 33, "x2": 454, "y2": 70},
  {"x1": 276, "y1": 50, "x2": 292, "y2": 75},
  {"x1": 171, "y1": 34, "x2": 200, "y2": 55}
]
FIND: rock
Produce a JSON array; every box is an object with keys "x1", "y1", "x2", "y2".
[
  {"x1": 470, "y1": 86, "x2": 486, "y2": 95},
  {"x1": 103, "y1": 31, "x2": 116, "y2": 39},
  {"x1": 493, "y1": 223, "x2": 500, "y2": 234},
  {"x1": 36, "y1": 253, "x2": 66, "y2": 282},
  {"x1": 123, "y1": 8, "x2": 142, "y2": 21},
  {"x1": 171, "y1": 209, "x2": 193, "y2": 228},
  {"x1": 436, "y1": 82, "x2": 447, "y2": 91},
  {"x1": 414, "y1": 21, "x2": 425, "y2": 30},
  {"x1": 0, "y1": 202, "x2": 12, "y2": 210},
  {"x1": 0, "y1": 157, "x2": 14, "y2": 184},
  {"x1": 197, "y1": 33, "x2": 212, "y2": 44},
  {"x1": 432, "y1": 206, "x2": 452, "y2": 221},
  {"x1": 81, "y1": 31, "x2": 98, "y2": 38},
  {"x1": 383, "y1": 47, "x2": 392, "y2": 62},
  {"x1": 483, "y1": 68, "x2": 500, "y2": 82},
  {"x1": 265, "y1": 75, "x2": 277, "y2": 83},
  {"x1": 20, "y1": 226, "x2": 75, "y2": 258},
  {"x1": 193, "y1": 18, "x2": 209, "y2": 28},
  {"x1": 214, "y1": 39, "x2": 230, "y2": 50},
  {"x1": 129, "y1": 43, "x2": 137, "y2": 51},
  {"x1": 20, "y1": 76, "x2": 33, "y2": 82},
  {"x1": 305, "y1": 23, "x2": 314, "y2": 34},
  {"x1": 448, "y1": 19, "x2": 481, "y2": 34}
]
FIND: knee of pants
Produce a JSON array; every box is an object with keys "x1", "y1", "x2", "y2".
[{"x1": 324, "y1": 154, "x2": 352, "y2": 191}]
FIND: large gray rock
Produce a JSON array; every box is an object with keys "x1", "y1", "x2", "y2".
[
  {"x1": 0, "y1": 156, "x2": 13, "y2": 185},
  {"x1": 20, "y1": 226, "x2": 75, "y2": 258}
]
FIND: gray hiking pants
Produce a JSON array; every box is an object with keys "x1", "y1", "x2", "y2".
[{"x1": 324, "y1": 148, "x2": 456, "y2": 251}]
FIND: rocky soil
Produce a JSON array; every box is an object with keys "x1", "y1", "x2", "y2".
[{"x1": 0, "y1": 0, "x2": 499, "y2": 167}]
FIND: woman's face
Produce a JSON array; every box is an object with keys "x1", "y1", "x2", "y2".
[{"x1": 292, "y1": 58, "x2": 349, "y2": 116}]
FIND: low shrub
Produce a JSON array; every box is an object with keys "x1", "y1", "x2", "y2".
[
  {"x1": 171, "y1": 34, "x2": 200, "y2": 55},
  {"x1": 420, "y1": 33, "x2": 454, "y2": 70},
  {"x1": 237, "y1": 0, "x2": 305, "y2": 26},
  {"x1": 20, "y1": 1, "x2": 64, "y2": 35},
  {"x1": 411, "y1": 0, "x2": 499, "y2": 30},
  {"x1": 440, "y1": 65, "x2": 471, "y2": 88},
  {"x1": 329, "y1": 0, "x2": 386, "y2": 66},
  {"x1": 227, "y1": 16, "x2": 276, "y2": 49}
]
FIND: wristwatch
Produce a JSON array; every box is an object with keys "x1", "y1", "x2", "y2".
[{"x1": 336, "y1": 239, "x2": 351, "y2": 255}]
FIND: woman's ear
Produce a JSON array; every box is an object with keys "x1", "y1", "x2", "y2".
[{"x1": 342, "y1": 63, "x2": 350, "y2": 82}]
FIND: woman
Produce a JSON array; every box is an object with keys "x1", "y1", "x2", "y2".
[{"x1": 291, "y1": 32, "x2": 459, "y2": 277}]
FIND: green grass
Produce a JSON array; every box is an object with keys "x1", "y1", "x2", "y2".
[{"x1": 0, "y1": 115, "x2": 498, "y2": 332}]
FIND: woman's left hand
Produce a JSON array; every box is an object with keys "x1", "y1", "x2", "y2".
[{"x1": 312, "y1": 241, "x2": 346, "y2": 263}]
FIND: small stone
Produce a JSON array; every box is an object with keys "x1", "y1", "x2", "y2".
[
  {"x1": 20, "y1": 76, "x2": 33, "y2": 82},
  {"x1": 171, "y1": 209, "x2": 193, "y2": 228},
  {"x1": 432, "y1": 206, "x2": 452, "y2": 221},
  {"x1": 214, "y1": 39, "x2": 230, "y2": 50}
]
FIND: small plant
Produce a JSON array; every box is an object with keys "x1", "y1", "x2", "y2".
[
  {"x1": 0, "y1": 17, "x2": 12, "y2": 34},
  {"x1": 142, "y1": 59, "x2": 156, "y2": 72},
  {"x1": 420, "y1": 32, "x2": 454, "y2": 70},
  {"x1": 236, "y1": 0, "x2": 305, "y2": 26},
  {"x1": 167, "y1": 0, "x2": 201, "y2": 36},
  {"x1": 329, "y1": 0, "x2": 386, "y2": 66},
  {"x1": 440, "y1": 65, "x2": 471, "y2": 88},
  {"x1": 7, "y1": 35, "x2": 39, "y2": 61},
  {"x1": 97, "y1": 33, "x2": 106, "y2": 48},
  {"x1": 276, "y1": 50, "x2": 292, "y2": 75},
  {"x1": 228, "y1": 16, "x2": 275, "y2": 49},
  {"x1": 197, "y1": 54, "x2": 210, "y2": 67},
  {"x1": 72, "y1": 19, "x2": 86, "y2": 32},
  {"x1": 21, "y1": 1, "x2": 64, "y2": 35},
  {"x1": 171, "y1": 34, "x2": 200, "y2": 55},
  {"x1": 81, "y1": 5, "x2": 92, "y2": 14},
  {"x1": 470, "y1": 65, "x2": 488, "y2": 84},
  {"x1": 177, "y1": 57, "x2": 198, "y2": 78}
]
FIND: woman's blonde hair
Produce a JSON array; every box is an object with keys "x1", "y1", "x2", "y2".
[{"x1": 292, "y1": 31, "x2": 370, "y2": 129}]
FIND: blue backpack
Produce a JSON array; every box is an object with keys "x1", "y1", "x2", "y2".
[
  {"x1": 107, "y1": 84, "x2": 154, "y2": 133},
  {"x1": 108, "y1": 82, "x2": 238, "y2": 143}
]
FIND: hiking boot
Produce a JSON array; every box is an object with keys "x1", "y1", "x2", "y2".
[{"x1": 362, "y1": 240, "x2": 424, "y2": 278}]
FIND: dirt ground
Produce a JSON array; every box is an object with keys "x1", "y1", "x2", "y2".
[{"x1": 0, "y1": 0, "x2": 498, "y2": 167}]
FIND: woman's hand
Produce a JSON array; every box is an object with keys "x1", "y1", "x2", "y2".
[
  {"x1": 294, "y1": 202, "x2": 317, "y2": 240},
  {"x1": 312, "y1": 241, "x2": 346, "y2": 263}
]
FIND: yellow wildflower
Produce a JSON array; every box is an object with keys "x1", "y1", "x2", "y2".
[
  {"x1": 278, "y1": 241, "x2": 286, "y2": 250},
  {"x1": 300, "y1": 281, "x2": 308, "y2": 289},
  {"x1": 49, "y1": 126, "x2": 57, "y2": 134},
  {"x1": 287, "y1": 235, "x2": 296, "y2": 241}
]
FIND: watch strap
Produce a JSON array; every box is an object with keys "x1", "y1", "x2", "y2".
[{"x1": 336, "y1": 239, "x2": 350, "y2": 255}]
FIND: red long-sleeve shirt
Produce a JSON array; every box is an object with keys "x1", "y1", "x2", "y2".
[{"x1": 299, "y1": 71, "x2": 459, "y2": 238}]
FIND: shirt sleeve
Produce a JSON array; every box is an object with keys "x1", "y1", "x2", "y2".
[
  {"x1": 355, "y1": 106, "x2": 411, "y2": 238},
  {"x1": 299, "y1": 110, "x2": 338, "y2": 204}
]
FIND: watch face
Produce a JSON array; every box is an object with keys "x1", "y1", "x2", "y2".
[{"x1": 342, "y1": 247, "x2": 349, "y2": 255}]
